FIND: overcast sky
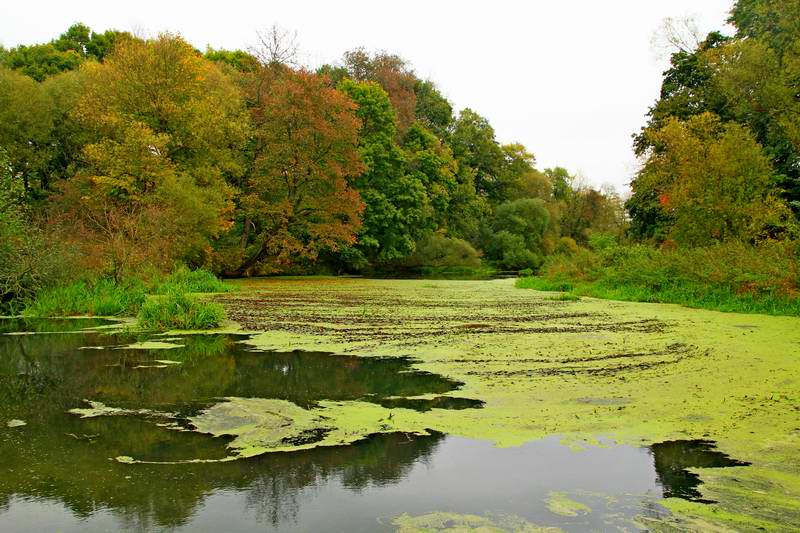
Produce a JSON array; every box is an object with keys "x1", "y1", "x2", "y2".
[{"x1": 2, "y1": 0, "x2": 736, "y2": 192}]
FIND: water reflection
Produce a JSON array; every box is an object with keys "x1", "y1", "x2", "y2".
[{"x1": 650, "y1": 439, "x2": 751, "y2": 502}]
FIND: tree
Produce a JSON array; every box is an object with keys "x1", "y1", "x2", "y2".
[
  {"x1": 633, "y1": 1, "x2": 800, "y2": 229},
  {"x1": 338, "y1": 79, "x2": 432, "y2": 263},
  {"x1": 729, "y1": 0, "x2": 800, "y2": 54},
  {"x1": 450, "y1": 108, "x2": 505, "y2": 201},
  {"x1": 39, "y1": 69, "x2": 92, "y2": 192},
  {"x1": 483, "y1": 198, "x2": 551, "y2": 270},
  {"x1": 204, "y1": 48, "x2": 260, "y2": 73},
  {"x1": 2, "y1": 23, "x2": 130, "y2": 81},
  {"x1": 492, "y1": 198, "x2": 551, "y2": 250},
  {"x1": 442, "y1": 166, "x2": 490, "y2": 244},
  {"x1": 61, "y1": 34, "x2": 250, "y2": 275},
  {"x1": 414, "y1": 80, "x2": 453, "y2": 139},
  {"x1": 0, "y1": 68, "x2": 53, "y2": 194},
  {"x1": 231, "y1": 69, "x2": 365, "y2": 274},
  {"x1": 401, "y1": 122, "x2": 458, "y2": 229},
  {"x1": 341, "y1": 48, "x2": 418, "y2": 133},
  {"x1": 2, "y1": 43, "x2": 82, "y2": 81},
  {"x1": 546, "y1": 167, "x2": 572, "y2": 201},
  {"x1": 252, "y1": 25, "x2": 300, "y2": 67},
  {"x1": 0, "y1": 149, "x2": 72, "y2": 308},
  {"x1": 634, "y1": 113, "x2": 792, "y2": 245},
  {"x1": 497, "y1": 143, "x2": 551, "y2": 202}
]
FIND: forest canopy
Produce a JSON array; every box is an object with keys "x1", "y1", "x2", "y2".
[
  {"x1": 0, "y1": 23, "x2": 623, "y2": 296},
  {"x1": 2, "y1": 1, "x2": 798, "y2": 311}
]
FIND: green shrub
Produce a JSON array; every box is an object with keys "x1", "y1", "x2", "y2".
[
  {"x1": 405, "y1": 234, "x2": 482, "y2": 268},
  {"x1": 26, "y1": 279, "x2": 146, "y2": 317},
  {"x1": 488, "y1": 231, "x2": 543, "y2": 270},
  {"x1": 137, "y1": 290, "x2": 225, "y2": 330},
  {"x1": 554, "y1": 237, "x2": 579, "y2": 255},
  {"x1": 588, "y1": 233, "x2": 618, "y2": 251},
  {"x1": 517, "y1": 277, "x2": 574, "y2": 292},
  {"x1": 154, "y1": 265, "x2": 234, "y2": 294},
  {"x1": 0, "y1": 150, "x2": 78, "y2": 313},
  {"x1": 548, "y1": 292, "x2": 580, "y2": 301}
]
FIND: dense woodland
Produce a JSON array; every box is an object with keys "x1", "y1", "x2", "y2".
[{"x1": 1, "y1": 0, "x2": 799, "y2": 314}]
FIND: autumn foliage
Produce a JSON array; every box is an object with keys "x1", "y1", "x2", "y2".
[{"x1": 231, "y1": 67, "x2": 365, "y2": 275}]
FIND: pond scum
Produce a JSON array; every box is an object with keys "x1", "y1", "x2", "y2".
[{"x1": 208, "y1": 277, "x2": 800, "y2": 532}]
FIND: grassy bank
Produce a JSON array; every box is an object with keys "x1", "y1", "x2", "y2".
[
  {"x1": 24, "y1": 266, "x2": 234, "y2": 329},
  {"x1": 517, "y1": 241, "x2": 800, "y2": 316}
]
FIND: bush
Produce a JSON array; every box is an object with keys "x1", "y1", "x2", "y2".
[
  {"x1": 137, "y1": 290, "x2": 225, "y2": 330},
  {"x1": 25, "y1": 279, "x2": 146, "y2": 317},
  {"x1": 153, "y1": 265, "x2": 234, "y2": 294},
  {"x1": 588, "y1": 233, "x2": 618, "y2": 251},
  {"x1": 0, "y1": 150, "x2": 77, "y2": 312},
  {"x1": 405, "y1": 234, "x2": 482, "y2": 268},
  {"x1": 488, "y1": 231, "x2": 543, "y2": 270},
  {"x1": 555, "y1": 237, "x2": 579, "y2": 256}
]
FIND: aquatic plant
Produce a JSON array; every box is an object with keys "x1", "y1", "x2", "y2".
[
  {"x1": 136, "y1": 290, "x2": 225, "y2": 330},
  {"x1": 25, "y1": 278, "x2": 146, "y2": 317},
  {"x1": 153, "y1": 265, "x2": 236, "y2": 295}
]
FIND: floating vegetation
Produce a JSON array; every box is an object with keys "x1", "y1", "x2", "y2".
[
  {"x1": 545, "y1": 492, "x2": 592, "y2": 517},
  {"x1": 393, "y1": 512, "x2": 563, "y2": 532}
]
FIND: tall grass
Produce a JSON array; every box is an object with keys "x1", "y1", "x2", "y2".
[
  {"x1": 517, "y1": 241, "x2": 800, "y2": 316},
  {"x1": 136, "y1": 290, "x2": 225, "y2": 330},
  {"x1": 25, "y1": 279, "x2": 146, "y2": 317},
  {"x1": 25, "y1": 266, "x2": 232, "y2": 329},
  {"x1": 153, "y1": 266, "x2": 235, "y2": 295}
]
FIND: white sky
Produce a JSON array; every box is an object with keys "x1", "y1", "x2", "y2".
[{"x1": 2, "y1": 0, "x2": 735, "y2": 192}]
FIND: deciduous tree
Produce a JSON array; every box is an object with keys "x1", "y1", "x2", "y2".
[{"x1": 232, "y1": 69, "x2": 365, "y2": 274}]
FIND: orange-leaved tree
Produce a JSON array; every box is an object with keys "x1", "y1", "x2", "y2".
[{"x1": 230, "y1": 67, "x2": 365, "y2": 275}]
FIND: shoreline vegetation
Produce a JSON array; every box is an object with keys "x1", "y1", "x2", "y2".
[
  {"x1": 23, "y1": 266, "x2": 234, "y2": 330},
  {"x1": 517, "y1": 239, "x2": 800, "y2": 317},
  {"x1": 2, "y1": 3, "x2": 800, "y2": 530}
]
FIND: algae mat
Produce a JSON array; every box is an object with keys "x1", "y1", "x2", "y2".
[{"x1": 215, "y1": 277, "x2": 800, "y2": 532}]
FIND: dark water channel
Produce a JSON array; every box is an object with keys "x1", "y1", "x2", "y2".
[{"x1": 0, "y1": 319, "x2": 749, "y2": 532}]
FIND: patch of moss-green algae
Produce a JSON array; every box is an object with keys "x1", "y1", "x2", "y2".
[
  {"x1": 392, "y1": 511, "x2": 563, "y2": 532},
  {"x1": 209, "y1": 277, "x2": 800, "y2": 531},
  {"x1": 545, "y1": 492, "x2": 591, "y2": 517}
]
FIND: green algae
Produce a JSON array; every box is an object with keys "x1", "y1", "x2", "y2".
[
  {"x1": 545, "y1": 492, "x2": 591, "y2": 517},
  {"x1": 212, "y1": 277, "x2": 800, "y2": 531},
  {"x1": 68, "y1": 400, "x2": 170, "y2": 419},
  {"x1": 100, "y1": 397, "x2": 432, "y2": 463},
  {"x1": 188, "y1": 397, "x2": 330, "y2": 456},
  {"x1": 119, "y1": 340, "x2": 184, "y2": 350},
  {"x1": 392, "y1": 511, "x2": 563, "y2": 533}
]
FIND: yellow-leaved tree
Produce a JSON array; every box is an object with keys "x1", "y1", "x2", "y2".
[
  {"x1": 57, "y1": 33, "x2": 250, "y2": 279},
  {"x1": 635, "y1": 112, "x2": 794, "y2": 246}
]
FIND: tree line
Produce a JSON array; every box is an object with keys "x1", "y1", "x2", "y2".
[
  {"x1": 0, "y1": 23, "x2": 624, "y2": 306},
  {"x1": 628, "y1": 0, "x2": 800, "y2": 246}
]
